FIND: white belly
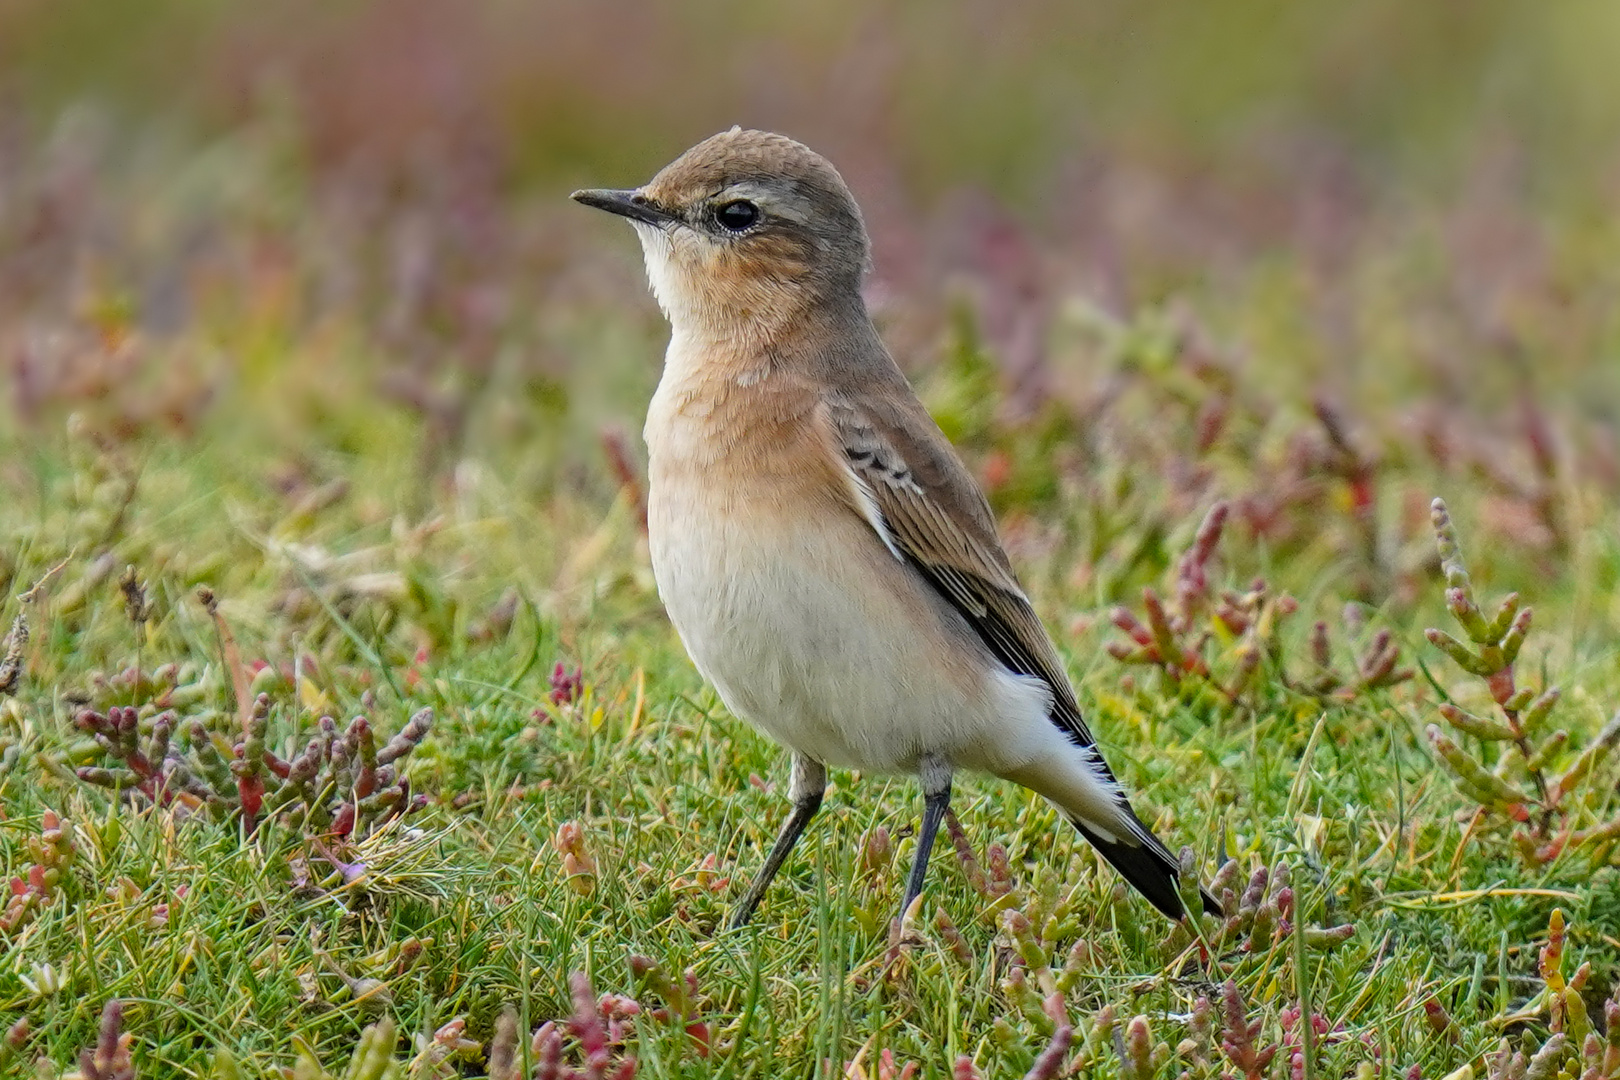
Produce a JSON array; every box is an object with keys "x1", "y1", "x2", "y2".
[{"x1": 647, "y1": 485, "x2": 1057, "y2": 774}]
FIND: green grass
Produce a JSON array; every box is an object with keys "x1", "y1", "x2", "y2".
[{"x1": 3, "y1": 106, "x2": 1620, "y2": 1080}]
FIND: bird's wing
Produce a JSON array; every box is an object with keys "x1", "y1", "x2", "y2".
[
  {"x1": 818, "y1": 392, "x2": 1096, "y2": 748},
  {"x1": 818, "y1": 385, "x2": 1219, "y2": 920}
]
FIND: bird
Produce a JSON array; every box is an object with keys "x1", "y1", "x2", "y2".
[{"x1": 572, "y1": 128, "x2": 1218, "y2": 929}]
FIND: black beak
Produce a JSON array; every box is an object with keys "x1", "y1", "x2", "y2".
[{"x1": 570, "y1": 188, "x2": 679, "y2": 227}]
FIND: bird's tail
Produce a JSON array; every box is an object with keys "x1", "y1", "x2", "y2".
[
  {"x1": 994, "y1": 750, "x2": 1220, "y2": 920},
  {"x1": 1069, "y1": 813, "x2": 1222, "y2": 921}
]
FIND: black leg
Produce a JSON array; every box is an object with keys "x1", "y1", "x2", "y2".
[
  {"x1": 899, "y1": 755, "x2": 953, "y2": 921},
  {"x1": 730, "y1": 755, "x2": 826, "y2": 929}
]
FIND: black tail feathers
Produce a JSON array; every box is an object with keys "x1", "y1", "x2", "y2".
[{"x1": 1070, "y1": 817, "x2": 1221, "y2": 921}]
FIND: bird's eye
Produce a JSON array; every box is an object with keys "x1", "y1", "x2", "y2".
[{"x1": 715, "y1": 200, "x2": 759, "y2": 232}]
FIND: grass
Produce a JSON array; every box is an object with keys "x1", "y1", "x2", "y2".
[
  {"x1": 4, "y1": 59, "x2": 1620, "y2": 1080},
  {"x1": 12, "y1": 396, "x2": 1618, "y2": 1080}
]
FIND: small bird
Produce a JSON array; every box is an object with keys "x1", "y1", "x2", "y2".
[{"x1": 573, "y1": 128, "x2": 1217, "y2": 928}]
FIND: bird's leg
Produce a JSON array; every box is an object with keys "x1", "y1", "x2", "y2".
[
  {"x1": 729, "y1": 754, "x2": 827, "y2": 929},
  {"x1": 900, "y1": 754, "x2": 953, "y2": 920}
]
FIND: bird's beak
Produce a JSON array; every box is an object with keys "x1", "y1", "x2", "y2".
[{"x1": 570, "y1": 188, "x2": 679, "y2": 228}]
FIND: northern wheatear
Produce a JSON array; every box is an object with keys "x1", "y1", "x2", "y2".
[{"x1": 573, "y1": 128, "x2": 1217, "y2": 928}]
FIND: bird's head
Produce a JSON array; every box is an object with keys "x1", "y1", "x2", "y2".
[{"x1": 572, "y1": 128, "x2": 870, "y2": 336}]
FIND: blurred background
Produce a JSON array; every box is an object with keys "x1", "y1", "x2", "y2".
[{"x1": 3, "y1": 0, "x2": 1620, "y2": 624}]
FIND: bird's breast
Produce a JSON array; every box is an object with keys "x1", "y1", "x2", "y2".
[{"x1": 644, "y1": 364, "x2": 871, "y2": 713}]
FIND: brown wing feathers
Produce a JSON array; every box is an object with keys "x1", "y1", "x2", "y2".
[
  {"x1": 823, "y1": 396, "x2": 1097, "y2": 749},
  {"x1": 821, "y1": 392, "x2": 1221, "y2": 920}
]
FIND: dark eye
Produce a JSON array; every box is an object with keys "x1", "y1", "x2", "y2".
[{"x1": 715, "y1": 200, "x2": 758, "y2": 232}]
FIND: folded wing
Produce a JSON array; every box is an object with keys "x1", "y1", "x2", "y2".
[
  {"x1": 818, "y1": 390, "x2": 1219, "y2": 919},
  {"x1": 821, "y1": 394, "x2": 1097, "y2": 747}
]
